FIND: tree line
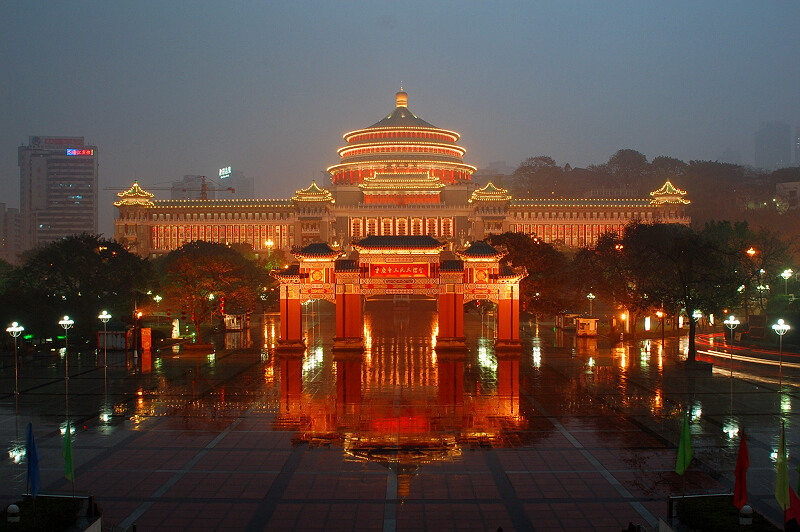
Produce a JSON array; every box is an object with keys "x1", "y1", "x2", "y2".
[
  {"x1": 0, "y1": 218, "x2": 795, "y2": 358},
  {"x1": 0, "y1": 234, "x2": 283, "y2": 344}
]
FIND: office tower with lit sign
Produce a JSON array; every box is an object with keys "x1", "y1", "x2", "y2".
[{"x1": 18, "y1": 136, "x2": 98, "y2": 251}]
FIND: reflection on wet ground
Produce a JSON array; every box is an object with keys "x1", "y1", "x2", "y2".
[{"x1": 0, "y1": 298, "x2": 797, "y2": 530}]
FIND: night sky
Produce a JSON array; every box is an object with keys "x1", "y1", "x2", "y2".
[{"x1": 3, "y1": 1, "x2": 800, "y2": 234}]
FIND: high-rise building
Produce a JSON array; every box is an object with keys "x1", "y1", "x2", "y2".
[
  {"x1": 217, "y1": 166, "x2": 255, "y2": 199},
  {"x1": 754, "y1": 122, "x2": 791, "y2": 171},
  {"x1": 18, "y1": 136, "x2": 98, "y2": 252},
  {"x1": 0, "y1": 203, "x2": 20, "y2": 264}
]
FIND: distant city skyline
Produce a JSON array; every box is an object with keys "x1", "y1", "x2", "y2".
[{"x1": 3, "y1": 1, "x2": 800, "y2": 235}]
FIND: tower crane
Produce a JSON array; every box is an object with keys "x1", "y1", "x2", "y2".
[{"x1": 106, "y1": 176, "x2": 235, "y2": 200}]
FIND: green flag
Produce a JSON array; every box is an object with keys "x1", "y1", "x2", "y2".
[
  {"x1": 676, "y1": 409, "x2": 693, "y2": 475},
  {"x1": 63, "y1": 421, "x2": 74, "y2": 483},
  {"x1": 776, "y1": 421, "x2": 789, "y2": 510}
]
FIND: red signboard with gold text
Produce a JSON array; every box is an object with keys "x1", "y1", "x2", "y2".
[{"x1": 369, "y1": 264, "x2": 429, "y2": 278}]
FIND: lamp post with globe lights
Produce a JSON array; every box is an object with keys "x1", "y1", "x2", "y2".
[
  {"x1": 772, "y1": 319, "x2": 790, "y2": 389},
  {"x1": 723, "y1": 315, "x2": 739, "y2": 377},
  {"x1": 586, "y1": 293, "x2": 596, "y2": 316},
  {"x1": 59, "y1": 316, "x2": 74, "y2": 379},
  {"x1": 781, "y1": 269, "x2": 793, "y2": 296},
  {"x1": 153, "y1": 295, "x2": 162, "y2": 324},
  {"x1": 6, "y1": 322, "x2": 24, "y2": 395},
  {"x1": 98, "y1": 310, "x2": 111, "y2": 368},
  {"x1": 59, "y1": 316, "x2": 74, "y2": 422}
]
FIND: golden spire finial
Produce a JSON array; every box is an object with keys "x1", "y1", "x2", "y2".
[{"x1": 396, "y1": 84, "x2": 408, "y2": 107}]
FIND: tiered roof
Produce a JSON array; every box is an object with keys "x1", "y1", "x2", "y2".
[
  {"x1": 469, "y1": 182, "x2": 511, "y2": 203},
  {"x1": 456, "y1": 241, "x2": 506, "y2": 261},
  {"x1": 327, "y1": 91, "x2": 476, "y2": 183},
  {"x1": 650, "y1": 180, "x2": 690, "y2": 205},
  {"x1": 292, "y1": 182, "x2": 334, "y2": 203},
  {"x1": 293, "y1": 242, "x2": 342, "y2": 260},
  {"x1": 114, "y1": 181, "x2": 154, "y2": 207},
  {"x1": 352, "y1": 235, "x2": 446, "y2": 252}
]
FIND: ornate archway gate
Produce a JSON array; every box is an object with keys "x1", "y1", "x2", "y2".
[{"x1": 272, "y1": 236, "x2": 526, "y2": 352}]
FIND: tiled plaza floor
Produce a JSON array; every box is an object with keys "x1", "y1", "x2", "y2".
[{"x1": 0, "y1": 307, "x2": 797, "y2": 531}]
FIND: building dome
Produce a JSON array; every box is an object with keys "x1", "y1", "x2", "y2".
[{"x1": 327, "y1": 92, "x2": 477, "y2": 186}]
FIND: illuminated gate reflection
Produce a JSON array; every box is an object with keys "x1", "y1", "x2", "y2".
[{"x1": 273, "y1": 298, "x2": 520, "y2": 496}]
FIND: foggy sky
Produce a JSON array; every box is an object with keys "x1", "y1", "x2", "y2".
[{"x1": 3, "y1": 1, "x2": 800, "y2": 235}]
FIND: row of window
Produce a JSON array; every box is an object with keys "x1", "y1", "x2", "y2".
[
  {"x1": 350, "y1": 217, "x2": 453, "y2": 238},
  {"x1": 150, "y1": 224, "x2": 292, "y2": 251},
  {"x1": 510, "y1": 223, "x2": 625, "y2": 247},
  {"x1": 151, "y1": 211, "x2": 290, "y2": 222},
  {"x1": 512, "y1": 210, "x2": 654, "y2": 221}
]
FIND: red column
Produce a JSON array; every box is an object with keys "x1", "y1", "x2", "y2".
[
  {"x1": 496, "y1": 283, "x2": 522, "y2": 350},
  {"x1": 279, "y1": 284, "x2": 303, "y2": 346},
  {"x1": 335, "y1": 276, "x2": 363, "y2": 351},
  {"x1": 437, "y1": 275, "x2": 465, "y2": 350}
]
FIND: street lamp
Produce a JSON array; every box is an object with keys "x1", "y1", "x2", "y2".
[
  {"x1": 586, "y1": 293, "x2": 596, "y2": 316},
  {"x1": 6, "y1": 322, "x2": 24, "y2": 395},
  {"x1": 59, "y1": 316, "x2": 74, "y2": 377},
  {"x1": 723, "y1": 315, "x2": 740, "y2": 377},
  {"x1": 656, "y1": 310, "x2": 665, "y2": 345},
  {"x1": 153, "y1": 295, "x2": 162, "y2": 324},
  {"x1": 98, "y1": 310, "x2": 111, "y2": 368},
  {"x1": 772, "y1": 319, "x2": 791, "y2": 389},
  {"x1": 692, "y1": 309, "x2": 702, "y2": 330},
  {"x1": 781, "y1": 269, "x2": 793, "y2": 295}
]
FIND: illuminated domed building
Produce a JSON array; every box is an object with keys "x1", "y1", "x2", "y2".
[{"x1": 114, "y1": 91, "x2": 690, "y2": 257}]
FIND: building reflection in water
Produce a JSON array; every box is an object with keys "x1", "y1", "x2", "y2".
[{"x1": 274, "y1": 298, "x2": 520, "y2": 497}]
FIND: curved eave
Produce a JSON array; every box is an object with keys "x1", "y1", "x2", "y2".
[
  {"x1": 509, "y1": 199, "x2": 651, "y2": 208},
  {"x1": 294, "y1": 254, "x2": 342, "y2": 261},
  {"x1": 469, "y1": 195, "x2": 511, "y2": 203},
  {"x1": 650, "y1": 198, "x2": 691, "y2": 205},
  {"x1": 152, "y1": 199, "x2": 294, "y2": 208},
  {"x1": 344, "y1": 126, "x2": 460, "y2": 143},
  {"x1": 338, "y1": 141, "x2": 465, "y2": 157},
  {"x1": 114, "y1": 199, "x2": 154, "y2": 207},
  {"x1": 327, "y1": 159, "x2": 477, "y2": 174},
  {"x1": 292, "y1": 196, "x2": 335, "y2": 203}
]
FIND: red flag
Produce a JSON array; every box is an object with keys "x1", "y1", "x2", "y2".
[
  {"x1": 787, "y1": 486, "x2": 800, "y2": 527},
  {"x1": 734, "y1": 433, "x2": 749, "y2": 509}
]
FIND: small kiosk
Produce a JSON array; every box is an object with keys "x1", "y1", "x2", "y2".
[{"x1": 575, "y1": 317, "x2": 599, "y2": 337}]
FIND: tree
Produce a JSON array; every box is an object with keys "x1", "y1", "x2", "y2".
[
  {"x1": 156, "y1": 241, "x2": 269, "y2": 340},
  {"x1": 486, "y1": 232, "x2": 575, "y2": 317},
  {"x1": 572, "y1": 231, "x2": 649, "y2": 337},
  {"x1": 605, "y1": 149, "x2": 649, "y2": 187},
  {"x1": 622, "y1": 223, "x2": 746, "y2": 362},
  {"x1": 510, "y1": 156, "x2": 564, "y2": 198},
  {"x1": 1, "y1": 233, "x2": 151, "y2": 339}
]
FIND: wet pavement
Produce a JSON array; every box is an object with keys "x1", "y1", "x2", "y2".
[{"x1": 0, "y1": 300, "x2": 798, "y2": 531}]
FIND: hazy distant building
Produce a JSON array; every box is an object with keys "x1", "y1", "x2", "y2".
[
  {"x1": 794, "y1": 127, "x2": 800, "y2": 165},
  {"x1": 171, "y1": 175, "x2": 218, "y2": 200},
  {"x1": 217, "y1": 166, "x2": 255, "y2": 199},
  {"x1": 18, "y1": 136, "x2": 98, "y2": 252},
  {"x1": 754, "y1": 122, "x2": 791, "y2": 171},
  {"x1": 472, "y1": 161, "x2": 515, "y2": 188},
  {"x1": 0, "y1": 203, "x2": 20, "y2": 264},
  {"x1": 719, "y1": 148, "x2": 742, "y2": 165},
  {"x1": 776, "y1": 181, "x2": 800, "y2": 211}
]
